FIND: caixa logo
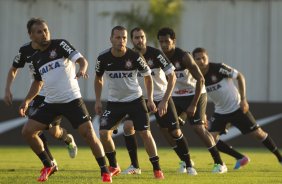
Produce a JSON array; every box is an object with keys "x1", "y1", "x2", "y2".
[
  {"x1": 109, "y1": 72, "x2": 133, "y2": 78},
  {"x1": 39, "y1": 61, "x2": 61, "y2": 75}
]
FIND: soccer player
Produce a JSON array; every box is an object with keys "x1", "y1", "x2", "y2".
[
  {"x1": 121, "y1": 27, "x2": 197, "y2": 175},
  {"x1": 157, "y1": 27, "x2": 227, "y2": 173},
  {"x1": 18, "y1": 18, "x2": 111, "y2": 182},
  {"x1": 4, "y1": 18, "x2": 77, "y2": 164},
  {"x1": 192, "y1": 47, "x2": 282, "y2": 168},
  {"x1": 94, "y1": 26, "x2": 164, "y2": 179}
]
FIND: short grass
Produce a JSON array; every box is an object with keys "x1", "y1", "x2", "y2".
[{"x1": 0, "y1": 146, "x2": 281, "y2": 184}]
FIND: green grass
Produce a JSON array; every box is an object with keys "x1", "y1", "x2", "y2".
[{"x1": 0, "y1": 146, "x2": 281, "y2": 184}]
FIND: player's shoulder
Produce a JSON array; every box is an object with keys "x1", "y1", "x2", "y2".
[
  {"x1": 126, "y1": 47, "x2": 141, "y2": 58},
  {"x1": 175, "y1": 47, "x2": 187, "y2": 56},
  {"x1": 18, "y1": 42, "x2": 33, "y2": 52},
  {"x1": 97, "y1": 48, "x2": 111, "y2": 59}
]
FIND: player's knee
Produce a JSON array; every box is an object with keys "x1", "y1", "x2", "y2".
[
  {"x1": 99, "y1": 130, "x2": 110, "y2": 140},
  {"x1": 169, "y1": 129, "x2": 181, "y2": 138},
  {"x1": 123, "y1": 121, "x2": 134, "y2": 135},
  {"x1": 48, "y1": 126, "x2": 60, "y2": 139},
  {"x1": 138, "y1": 130, "x2": 151, "y2": 140},
  {"x1": 251, "y1": 128, "x2": 267, "y2": 141}
]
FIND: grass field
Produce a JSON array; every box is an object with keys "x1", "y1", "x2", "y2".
[{"x1": 0, "y1": 146, "x2": 281, "y2": 184}]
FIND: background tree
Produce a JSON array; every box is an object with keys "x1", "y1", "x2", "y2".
[{"x1": 101, "y1": 0, "x2": 183, "y2": 46}]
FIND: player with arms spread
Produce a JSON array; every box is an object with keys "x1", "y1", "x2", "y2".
[{"x1": 18, "y1": 18, "x2": 111, "y2": 183}]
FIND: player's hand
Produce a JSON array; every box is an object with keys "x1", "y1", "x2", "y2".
[
  {"x1": 158, "y1": 100, "x2": 168, "y2": 117},
  {"x1": 75, "y1": 70, "x2": 89, "y2": 79},
  {"x1": 4, "y1": 90, "x2": 13, "y2": 106},
  {"x1": 186, "y1": 104, "x2": 196, "y2": 118},
  {"x1": 147, "y1": 100, "x2": 157, "y2": 113},
  {"x1": 95, "y1": 101, "x2": 103, "y2": 116},
  {"x1": 19, "y1": 101, "x2": 29, "y2": 117},
  {"x1": 240, "y1": 99, "x2": 249, "y2": 113}
]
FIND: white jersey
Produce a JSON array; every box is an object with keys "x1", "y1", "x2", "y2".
[
  {"x1": 96, "y1": 48, "x2": 151, "y2": 102},
  {"x1": 136, "y1": 46, "x2": 175, "y2": 101},
  {"x1": 32, "y1": 39, "x2": 83, "y2": 103},
  {"x1": 204, "y1": 62, "x2": 240, "y2": 114}
]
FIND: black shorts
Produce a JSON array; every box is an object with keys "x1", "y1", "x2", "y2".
[
  {"x1": 29, "y1": 98, "x2": 91, "y2": 129},
  {"x1": 28, "y1": 95, "x2": 62, "y2": 126},
  {"x1": 209, "y1": 108, "x2": 259, "y2": 135},
  {"x1": 99, "y1": 97, "x2": 150, "y2": 131},
  {"x1": 154, "y1": 98, "x2": 180, "y2": 131},
  {"x1": 172, "y1": 93, "x2": 207, "y2": 125}
]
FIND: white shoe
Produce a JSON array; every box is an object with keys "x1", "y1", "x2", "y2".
[
  {"x1": 212, "y1": 163, "x2": 228, "y2": 174},
  {"x1": 121, "y1": 165, "x2": 141, "y2": 175},
  {"x1": 178, "y1": 161, "x2": 187, "y2": 173},
  {"x1": 67, "y1": 134, "x2": 77, "y2": 158},
  {"x1": 187, "y1": 167, "x2": 197, "y2": 175},
  {"x1": 178, "y1": 160, "x2": 195, "y2": 173}
]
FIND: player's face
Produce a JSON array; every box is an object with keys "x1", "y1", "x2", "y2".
[
  {"x1": 30, "y1": 23, "x2": 50, "y2": 47},
  {"x1": 111, "y1": 29, "x2": 127, "y2": 52},
  {"x1": 158, "y1": 35, "x2": 175, "y2": 53},
  {"x1": 194, "y1": 52, "x2": 209, "y2": 70},
  {"x1": 131, "y1": 30, "x2": 146, "y2": 51}
]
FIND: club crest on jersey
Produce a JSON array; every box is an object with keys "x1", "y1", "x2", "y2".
[
  {"x1": 49, "y1": 49, "x2": 57, "y2": 59},
  {"x1": 174, "y1": 61, "x2": 181, "y2": 69},
  {"x1": 125, "y1": 59, "x2": 133, "y2": 69},
  {"x1": 211, "y1": 75, "x2": 218, "y2": 82},
  {"x1": 147, "y1": 58, "x2": 154, "y2": 68}
]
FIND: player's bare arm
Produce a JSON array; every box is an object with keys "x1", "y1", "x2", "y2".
[
  {"x1": 144, "y1": 75, "x2": 157, "y2": 113},
  {"x1": 94, "y1": 75, "x2": 103, "y2": 115},
  {"x1": 19, "y1": 80, "x2": 43, "y2": 117},
  {"x1": 75, "y1": 57, "x2": 89, "y2": 79},
  {"x1": 183, "y1": 53, "x2": 205, "y2": 117},
  {"x1": 158, "y1": 71, "x2": 176, "y2": 117},
  {"x1": 4, "y1": 67, "x2": 19, "y2": 106},
  {"x1": 237, "y1": 71, "x2": 249, "y2": 113}
]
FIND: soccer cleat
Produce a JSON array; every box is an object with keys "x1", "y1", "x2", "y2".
[
  {"x1": 102, "y1": 172, "x2": 112, "y2": 183},
  {"x1": 67, "y1": 134, "x2": 78, "y2": 158},
  {"x1": 121, "y1": 165, "x2": 141, "y2": 174},
  {"x1": 37, "y1": 165, "x2": 57, "y2": 182},
  {"x1": 51, "y1": 159, "x2": 59, "y2": 174},
  {"x1": 108, "y1": 165, "x2": 121, "y2": 176},
  {"x1": 178, "y1": 160, "x2": 195, "y2": 173},
  {"x1": 212, "y1": 163, "x2": 228, "y2": 174},
  {"x1": 234, "y1": 156, "x2": 250, "y2": 170},
  {"x1": 187, "y1": 167, "x2": 198, "y2": 176},
  {"x1": 154, "y1": 170, "x2": 164, "y2": 179},
  {"x1": 178, "y1": 161, "x2": 187, "y2": 173}
]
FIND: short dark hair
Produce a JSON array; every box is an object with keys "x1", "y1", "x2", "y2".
[
  {"x1": 157, "y1": 27, "x2": 176, "y2": 40},
  {"x1": 192, "y1": 47, "x2": 208, "y2": 57},
  {"x1": 27, "y1": 17, "x2": 46, "y2": 34},
  {"x1": 130, "y1": 27, "x2": 143, "y2": 39},
  {"x1": 111, "y1": 25, "x2": 127, "y2": 37}
]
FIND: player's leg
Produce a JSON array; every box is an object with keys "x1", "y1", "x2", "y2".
[
  {"x1": 48, "y1": 122, "x2": 78, "y2": 158},
  {"x1": 122, "y1": 119, "x2": 141, "y2": 174},
  {"x1": 156, "y1": 98, "x2": 196, "y2": 175},
  {"x1": 27, "y1": 96, "x2": 59, "y2": 166},
  {"x1": 22, "y1": 118, "x2": 57, "y2": 182},
  {"x1": 98, "y1": 102, "x2": 125, "y2": 177},
  {"x1": 131, "y1": 98, "x2": 164, "y2": 179},
  {"x1": 189, "y1": 94, "x2": 227, "y2": 173},
  {"x1": 209, "y1": 113, "x2": 249, "y2": 170},
  {"x1": 63, "y1": 98, "x2": 112, "y2": 182},
  {"x1": 234, "y1": 109, "x2": 282, "y2": 165}
]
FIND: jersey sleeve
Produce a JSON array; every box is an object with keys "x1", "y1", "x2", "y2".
[
  {"x1": 218, "y1": 63, "x2": 238, "y2": 79},
  {"x1": 12, "y1": 47, "x2": 26, "y2": 68},
  {"x1": 58, "y1": 39, "x2": 83, "y2": 62},
  {"x1": 156, "y1": 50, "x2": 175, "y2": 75},
  {"x1": 95, "y1": 58, "x2": 104, "y2": 76},
  {"x1": 136, "y1": 54, "x2": 151, "y2": 76}
]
